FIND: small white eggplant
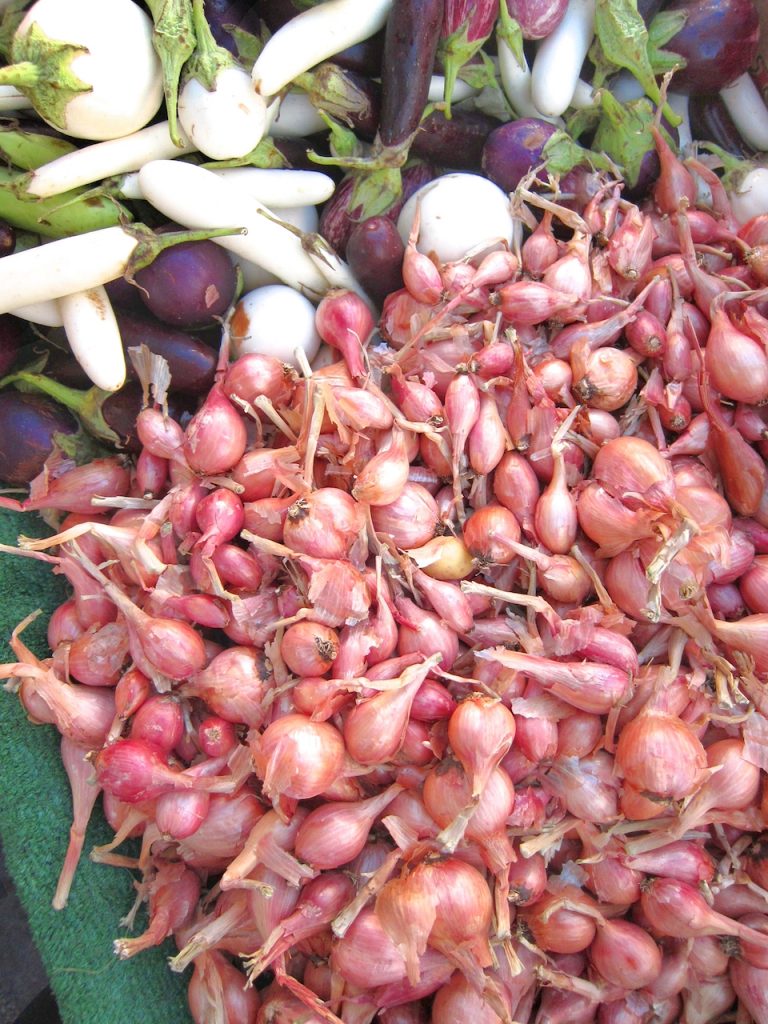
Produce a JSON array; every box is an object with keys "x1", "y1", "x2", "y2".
[
  {"x1": 60, "y1": 285, "x2": 126, "y2": 392},
  {"x1": 177, "y1": 0, "x2": 267, "y2": 161},
  {"x1": 0, "y1": 0, "x2": 163, "y2": 141}
]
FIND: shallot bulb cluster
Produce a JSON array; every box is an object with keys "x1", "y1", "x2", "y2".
[{"x1": 7, "y1": 141, "x2": 768, "y2": 1024}]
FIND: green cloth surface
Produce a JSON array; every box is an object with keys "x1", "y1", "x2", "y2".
[{"x1": 0, "y1": 509, "x2": 193, "y2": 1024}]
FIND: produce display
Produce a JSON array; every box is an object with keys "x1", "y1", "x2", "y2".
[{"x1": 2, "y1": 0, "x2": 768, "y2": 1022}]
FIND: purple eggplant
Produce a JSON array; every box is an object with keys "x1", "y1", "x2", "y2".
[
  {"x1": 319, "y1": 161, "x2": 436, "y2": 257},
  {"x1": 689, "y1": 93, "x2": 757, "y2": 159},
  {"x1": 204, "y1": 0, "x2": 263, "y2": 55},
  {"x1": 133, "y1": 236, "x2": 238, "y2": 329},
  {"x1": 114, "y1": 310, "x2": 217, "y2": 395},
  {"x1": 663, "y1": 0, "x2": 760, "y2": 95},
  {"x1": 345, "y1": 216, "x2": 405, "y2": 306},
  {"x1": 411, "y1": 108, "x2": 500, "y2": 170},
  {"x1": 0, "y1": 314, "x2": 26, "y2": 376},
  {"x1": 0, "y1": 391, "x2": 78, "y2": 484},
  {"x1": 481, "y1": 117, "x2": 557, "y2": 192},
  {"x1": 378, "y1": 0, "x2": 444, "y2": 151}
]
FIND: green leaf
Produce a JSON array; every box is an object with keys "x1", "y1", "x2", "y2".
[
  {"x1": 592, "y1": 90, "x2": 656, "y2": 188},
  {"x1": 647, "y1": 9, "x2": 688, "y2": 50},
  {"x1": 646, "y1": 10, "x2": 688, "y2": 77},
  {"x1": 456, "y1": 50, "x2": 498, "y2": 91},
  {"x1": 225, "y1": 25, "x2": 265, "y2": 66},
  {"x1": 565, "y1": 105, "x2": 601, "y2": 142},
  {"x1": 144, "y1": 0, "x2": 195, "y2": 147},
  {"x1": 3, "y1": 22, "x2": 92, "y2": 133},
  {"x1": 648, "y1": 47, "x2": 687, "y2": 75},
  {"x1": 593, "y1": 0, "x2": 680, "y2": 126},
  {"x1": 587, "y1": 35, "x2": 616, "y2": 94},
  {"x1": 320, "y1": 111, "x2": 363, "y2": 159},
  {"x1": 542, "y1": 129, "x2": 617, "y2": 177},
  {"x1": 0, "y1": 0, "x2": 25, "y2": 62},
  {"x1": 496, "y1": 3, "x2": 525, "y2": 68},
  {"x1": 349, "y1": 167, "x2": 402, "y2": 219},
  {"x1": 201, "y1": 137, "x2": 288, "y2": 169}
]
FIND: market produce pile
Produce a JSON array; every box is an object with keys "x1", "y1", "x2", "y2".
[{"x1": 4, "y1": 0, "x2": 768, "y2": 1022}]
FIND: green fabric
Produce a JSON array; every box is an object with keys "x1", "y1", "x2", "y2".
[{"x1": 0, "y1": 509, "x2": 193, "y2": 1024}]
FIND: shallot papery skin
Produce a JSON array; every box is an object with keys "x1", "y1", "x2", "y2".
[{"x1": 14, "y1": 135, "x2": 768, "y2": 1024}]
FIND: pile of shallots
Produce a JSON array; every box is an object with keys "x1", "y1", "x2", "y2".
[{"x1": 5, "y1": 134, "x2": 768, "y2": 1024}]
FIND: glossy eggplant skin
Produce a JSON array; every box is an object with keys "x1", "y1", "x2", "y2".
[
  {"x1": 346, "y1": 216, "x2": 405, "y2": 306},
  {"x1": 411, "y1": 109, "x2": 500, "y2": 170},
  {"x1": 689, "y1": 93, "x2": 757, "y2": 159},
  {"x1": 379, "y1": 0, "x2": 445, "y2": 149},
  {"x1": 0, "y1": 391, "x2": 78, "y2": 484},
  {"x1": 204, "y1": 0, "x2": 263, "y2": 54},
  {"x1": 663, "y1": 0, "x2": 760, "y2": 94},
  {"x1": 113, "y1": 311, "x2": 217, "y2": 396}
]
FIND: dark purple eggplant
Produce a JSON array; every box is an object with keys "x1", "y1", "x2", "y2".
[
  {"x1": 0, "y1": 391, "x2": 78, "y2": 484},
  {"x1": 114, "y1": 310, "x2": 217, "y2": 395},
  {"x1": 104, "y1": 274, "x2": 145, "y2": 312},
  {"x1": 481, "y1": 118, "x2": 558, "y2": 192},
  {"x1": 663, "y1": 0, "x2": 760, "y2": 95},
  {"x1": 636, "y1": 0, "x2": 663, "y2": 22},
  {"x1": 378, "y1": 0, "x2": 444, "y2": 150},
  {"x1": 346, "y1": 217, "x2": 405, "y2": 306},
  {"x1": 133, "y1": 237, "x2": 238, "y2": 329},
  {"x1": 319, "y1": 161, "x2": 436, "y2": 257},
  {"x1": 689, "y1": 93, "x2": 757, "y2": 159},
  {"x1": 329, "y1": 35, "x2": 386, "y2": 77},
  {"x1": 0, "y1": 314, "x2": 26, "y2": 376},
  {"x1": 411, "y1": 108, "x2": 499, "y2": 171},
  {"x1": 204, "y1": 0, "x2": 263, "y2": 55}
]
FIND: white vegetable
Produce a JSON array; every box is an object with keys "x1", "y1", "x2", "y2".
[
  {"x1": 531, "y1": 0, "x2": 596, "y2": 118},
  {"x1": 497, "y1": 37, "x2": 559, "y2": 122},
  {"x1": 178, "y1": 66, "x2": 268, "y2": 160},
  {"x1": 728, "y1": 168, "x2": 768, "y2": 226},
  {"x1": 208, "y1": 169, "x2": 335, "y2": 208},
  {"x1": 0, "y1": 226, "x2": 138, "y2": 313},
  {"x1": 176, "y1": 0, "x2": 268, "y2": 160},
  {"x1": 608, "y1": 72, "x2": 645, "y2": 103},
  {"x1": 60, "y1": 285, "x2": 125, "y2": 391},
  {"x1": 137, "y1": 159, "x2": 327, "y2": 294},
  {"x1": 720, "y1": 73, "x2": 768, "y2": 154},
  {"x1": 117, "y1": 168, "x2": 335, "y2": 209},
  {"x1": 267, "y1": 91, "x2": 328, "y2": 140},
  {"x1": 427, "y1": 75, "x2": 478, "y2": 105},
  {"x1": 0, "y1": 85, "x2": 33, "y2": 112},
  {"x1": 275, "y1": 205, "x2": 320, "y2": 235},
  {"x1": 397, "y1": 173, "x2": 515, "y2": 264},
  {"x1": 252, "y1": 0, "x2": 392, "y2": 98},
  {"x1": 9, "y1": 300, "x2": 63, "y2": 327},
  {"x1": 26, "y1": 121, "x2": 196, "y2": 199},
  {"x1": 570, "y1": 79, "x2": 596, "y2": 111},
  {"x1": 230, "y1": 285, "x2": 321, "y2": 368},
  {"x1": 5, "y1": 0, "x2": 163, "y2": 140},
  {"x1": 667, "y1": 92, "x2": 692, "y2": 151},
  {"x1": 304, "y1": 235, "x2": 373, "y2": 312}
]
